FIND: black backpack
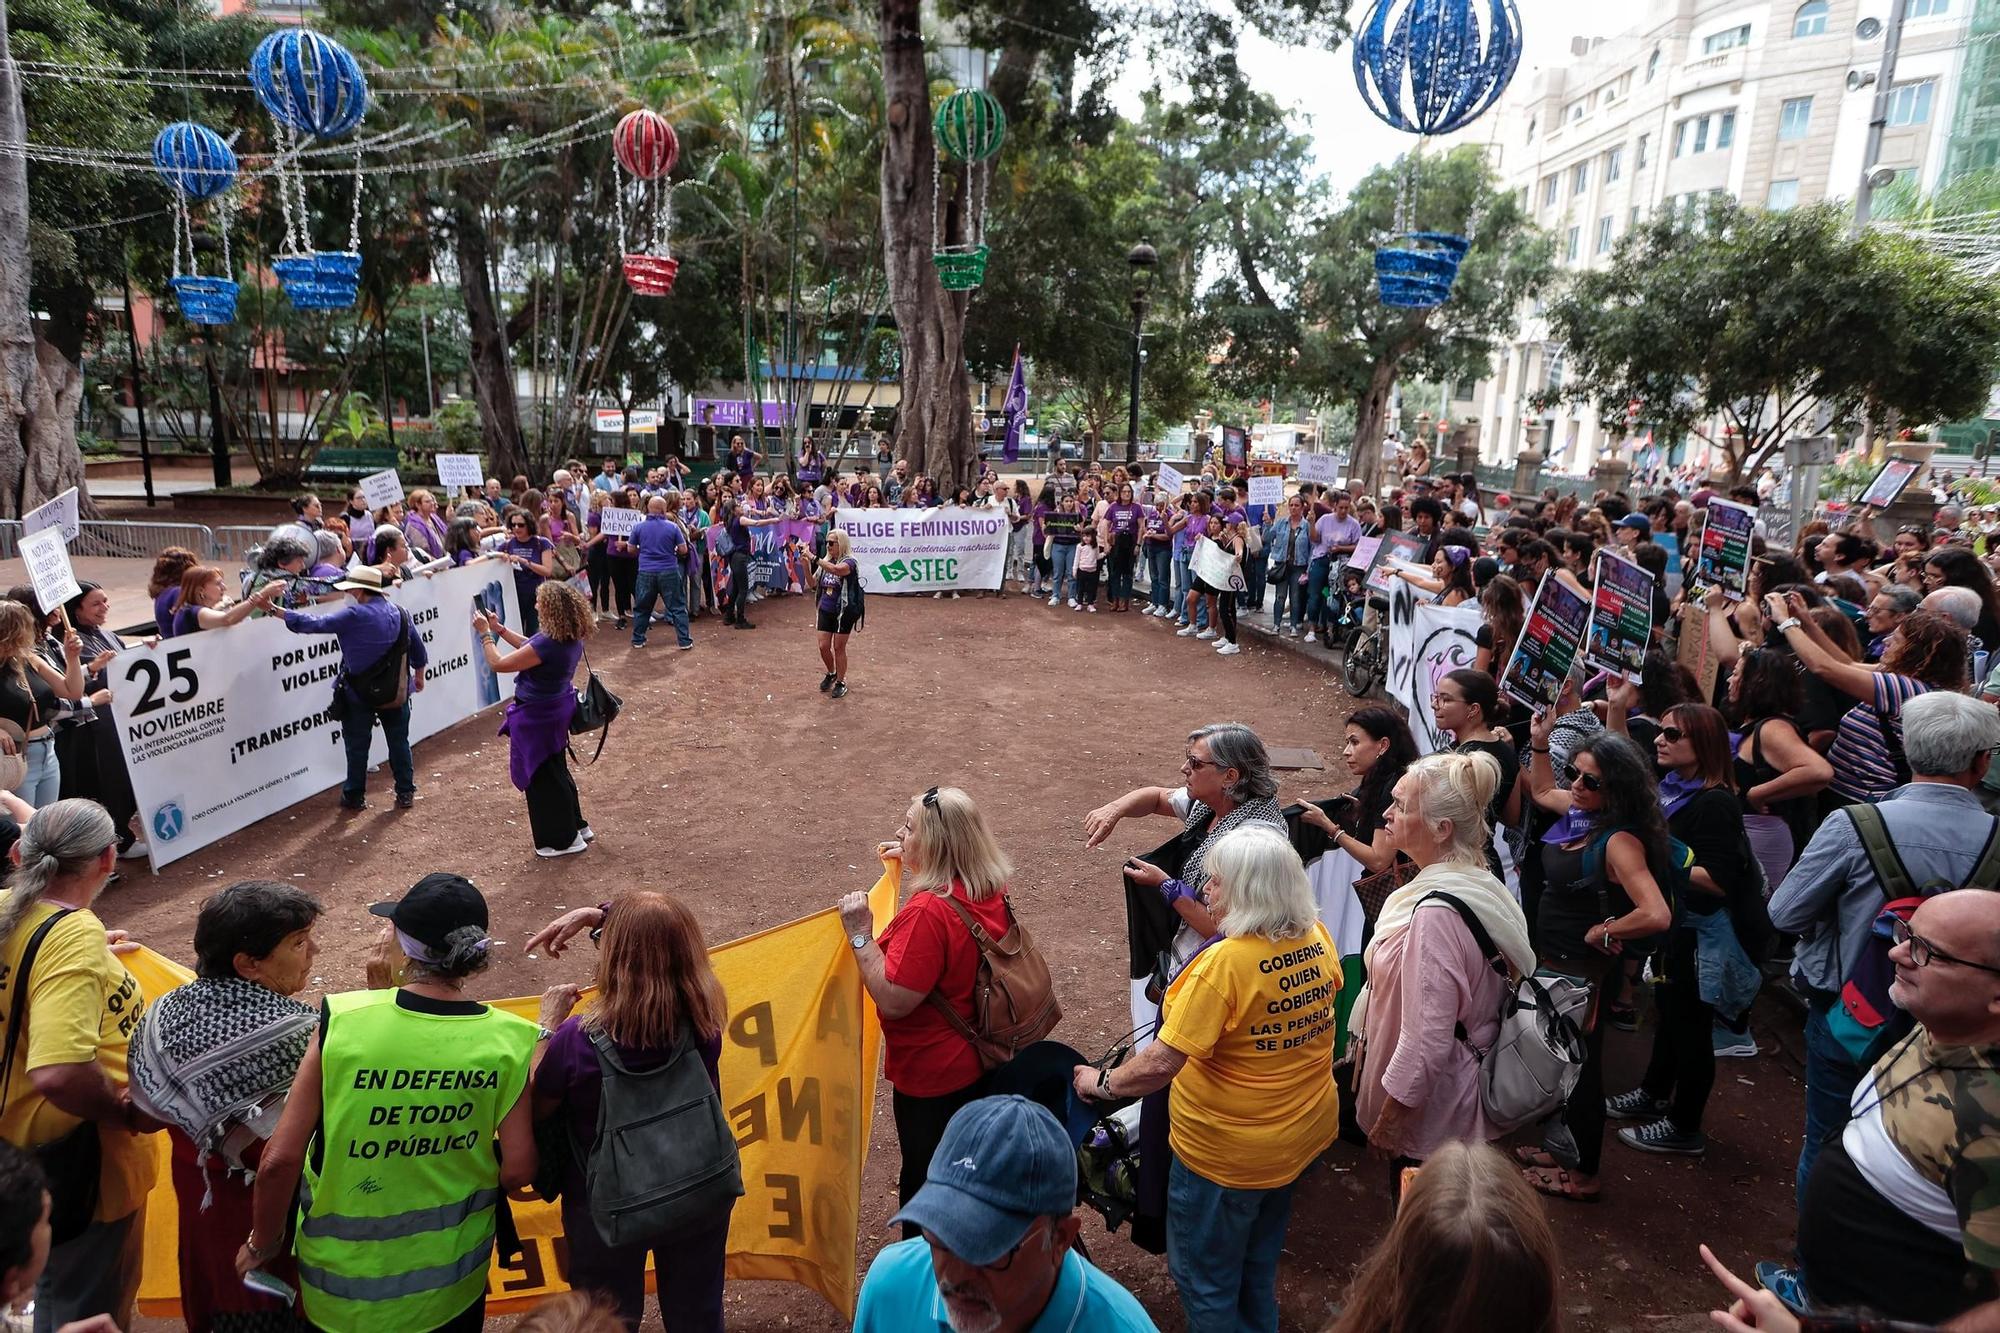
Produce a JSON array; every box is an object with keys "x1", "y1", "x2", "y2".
[
  {"x1": 341, "y1": 612, "x2": 412, "y2": 712},
  {"x1": 578, "y1": 1027, "x2": 743, "y2": 1246}
]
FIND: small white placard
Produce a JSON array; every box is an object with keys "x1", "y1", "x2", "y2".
[
  {"x1": 359, "y1": 469, "x2": 405, "y2": 511},
  {"x1": 1154, "y1": 462, "x2": 1186, "y2": 496},
  {"x1": 1247, "y1": 474, "x2": 1283, "y2": 508},
  {"x1": 22, "y1": 487, "x2": 78, "y2": 544},
  {"x1": 20, "y1": 527, "x2": 78, "y2": 614},
  {"x1": 597, "y1": 506, "x2": 642, "y2": 537},
  {"x1": 1295, "y1": 452, "x2": 1342, "y2": 485},
  {"x1": 434, "y1": 454, "x2": 484, "y2": 489}
]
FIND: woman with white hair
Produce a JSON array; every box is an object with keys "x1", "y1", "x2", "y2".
[
  {"x1": 1351, "y1": 752, "x2": 1534, "y2": 1166},
  {"x1": 1072, "y1": 823, "x2": 1340, "y2": 1333}
]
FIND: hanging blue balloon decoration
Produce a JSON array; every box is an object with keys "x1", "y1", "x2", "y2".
[
  {"x1": 250, "y1": 30, "x2": 369, "y2": 140},
  {"x1": 1375, "y1": 232, "x2": 1470, "y2": 309},
  {"x1": 1352, "y1": 0, "x2": 1522, "y2": 137},
  {"x1": 151, "y1": 122, "x2": 237, "y2": 202}
]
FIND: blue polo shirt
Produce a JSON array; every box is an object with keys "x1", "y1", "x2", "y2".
[
  {"x1": 854, "y1": 1238, "x2": 1157, "y2": 1332},
  {"x1": 631, "y1": 514, "x2": 686, "y2": 576},
  {"x1": 282, "y1": 598, "x2": 431, "y2": 705}
]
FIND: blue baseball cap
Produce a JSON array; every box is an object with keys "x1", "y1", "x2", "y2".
[{"x1": 889, "y1": 1095, "x2": 1076, "y2": 1265}]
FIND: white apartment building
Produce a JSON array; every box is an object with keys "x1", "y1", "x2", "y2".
[{"x1": 1438, "y1": 0, "x2": 1977, "y2": 475}]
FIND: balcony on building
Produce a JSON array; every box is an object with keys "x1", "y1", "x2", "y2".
[{"x1": 1678, "y1": 45, "x2": 1749, "y2": 94}]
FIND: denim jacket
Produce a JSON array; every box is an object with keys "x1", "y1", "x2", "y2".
[{"x1": 1264, "y1": 517, "x2": 1311, "y2": 570}]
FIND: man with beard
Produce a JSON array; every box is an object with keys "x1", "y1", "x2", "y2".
[{"x1": 853, "y1": 1096, "x2": 1156, "y2": 1332}]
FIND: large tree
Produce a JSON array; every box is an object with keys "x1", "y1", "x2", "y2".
[{"x1": 1539, "y1": 199, "x2": 2000, "y2": 481}]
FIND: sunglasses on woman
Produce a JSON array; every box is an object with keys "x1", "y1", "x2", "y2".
[
  {"x1": 1657, "y1": 726, "x2": 1686, "y2": 743},
  {"x1": 1560, "y1": 762, "x2": 1603, "y2": 792}
]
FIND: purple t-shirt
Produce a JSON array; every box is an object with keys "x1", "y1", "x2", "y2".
[
  {"x1": 517, "y1": 632, "x2": 584, "y2": 703},
  {"x1": 1143, "y1": 509, "x2": 1171, "y2": 542},
  {"x1": 1106, "y1": 502, "x2": 1142, "y2": 537},
  {"x1": 1311, "y1": 512, "x2": 1363, "y2": 560},
  {"x1": 537, "y1": 1016, "x2": 723, "y2": 1165},
  {"x1": 154, "y1": 587, "x2": 182, "y2": 639},
  {"x1": 503, "y1": 535, "x2": 554, "y2": 610}
]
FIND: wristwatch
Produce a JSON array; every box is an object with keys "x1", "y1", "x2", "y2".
[
  {"x1": 1775, "y1": 617, "x2": 1802, "y2": 634},
  {"x1": 1095, "y1": 1065, "x2": 1113, "y2": 1097},
  {"x1": 536, "y1": 1026, "x2": 555, "y2": 1043},
  {"x1": 849, "y1": 931, "x2": 872, "y2": 951}
]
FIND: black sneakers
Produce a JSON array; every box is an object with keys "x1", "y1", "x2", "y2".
[
  {"x1": 831, "y1": 681, "x2": 848, "y2": 698},
  {"x1": 1604, "y1": 1088, "x2": 1669, "y2": 1121},
  {"x1": 819, "y1": 672, "x2": 837, "y2": 692},
  {"x1": 1617, "y1": 1117, "x2": 1707, "y2": 1156}
]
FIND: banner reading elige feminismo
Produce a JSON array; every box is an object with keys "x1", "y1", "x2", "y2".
[
  {"x1": 834, "y1": 506, "x2": 1008, "y2": 592},
  {"x1": 109, "y1": 559, "x2": 521, "y2": 870}
]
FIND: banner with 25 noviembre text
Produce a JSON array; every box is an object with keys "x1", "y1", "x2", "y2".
[{"x1": 110, "y1": 560, "x2": 520, "y2": 870}]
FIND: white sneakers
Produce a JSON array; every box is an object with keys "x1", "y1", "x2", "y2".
[
  {"x1": 536, "y1": 834, "x2": 589, "y2": 859},
  {"x1": 1087, "y1": 605, "x2": 1098, "y2": 613},
  {"x1": 1047, "y1": 595, "x2": 1059, "y2": 606},
  {"x1": 1196, "y1": 629, "x2": 1216, "y2": 641},
  {"x1": 1303, "y1": 631, "x2": 1317, "y2": 644},
  {"x1": 1216, "y1": 641, "x2": 1241, "y2": 656},
  {"x1": 1176, "y1": 624, "x2": 1198, "y2": 637},
  {"x1": 1068, "y1": 599, "x2": 1080, "y2": 609}
]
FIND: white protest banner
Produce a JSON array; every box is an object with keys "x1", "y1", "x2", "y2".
[
  {"x1": 18, "y1": 527, "x2": 79, "y2": 614},
  {"x1": 110, "y1": 559, "x2": 520, "y2": 870},
  {"x1": 434, "y1": 453, "x2": 484, "y2": 489},
  {"x1": 1295, "y1": 452, "x2": 1342, "y2": 486},
  {"x1": 834, "y1": 506, "x2": 1008, "y2": 592},
  {"x1": 21, "y1": 487, "x2": 79, "y2": 544},
  {"x1": 1154, "y1": 462, "x2": 1187, "y2": 496},
  {"x1": 1386, "y1": 579, "x2": 1485, "y2": 755},
  {"x1": 1346, "y1": 534, "x2": 1383, "y2": 574},
  {"x1": 1191, "y1": 536, "x2": 1247, "y2": 591},
  {"x1": 358, "y1": 468, "x2": 404, "y2": 511},
  {"x1": 597, "y1": 505, "x2": 642, "y2": 538},
  {"x1": 1247, "y1": 474, "x2": 1284, "y2": 509}
]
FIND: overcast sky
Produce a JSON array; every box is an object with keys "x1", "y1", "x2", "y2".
[{"x1": 1111, "y1": 0, "x2": 1649, "y2": 198}]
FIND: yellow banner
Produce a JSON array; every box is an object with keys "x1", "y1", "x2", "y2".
[{"x1": 132, "y1": 869, "x2": 898, "y2": 1319}]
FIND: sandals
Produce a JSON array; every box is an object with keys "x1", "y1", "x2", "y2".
[
  {"x1": 1512, "y1": 1146, "x2": 1562, "y2": 1169},
  {"x1": 1523, "y1": 1165, "x2": 1600, "y2": 1202}
]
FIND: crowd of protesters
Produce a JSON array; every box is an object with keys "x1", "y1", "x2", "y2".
[{"x1": 3, "y1": 439, "x2": 1998, "y2": 1333}]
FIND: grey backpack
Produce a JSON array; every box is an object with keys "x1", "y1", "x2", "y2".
[
  {"x1": 580, "y1": 1027, "x2": 744, "y2": 1246},
  {"x1": 1423, "y1": 893, "x2": 1591, "y2": 1133}
]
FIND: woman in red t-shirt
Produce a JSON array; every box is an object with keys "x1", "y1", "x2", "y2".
[{"x1": 837, "y1": 786, "x2": 1016, "y2": 1237}]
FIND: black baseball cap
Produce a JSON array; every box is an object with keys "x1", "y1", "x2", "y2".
[{"x1": 369, "y1": 872, "x2": 488, "y2": 949}]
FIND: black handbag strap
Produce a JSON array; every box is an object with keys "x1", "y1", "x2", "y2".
[
  {"x1": 0, "y1": 907, "x2": 75, "y2": 1108},
  {"x1": 568, "y1": 645, "x2": 613, "y2": 767}
]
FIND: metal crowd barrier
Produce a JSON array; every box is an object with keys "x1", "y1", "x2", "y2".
[
  {"x1": 212, "y1": 525, "x2": 280, "y2": 563},
  {"x1": 0, "y1": 518, "x2": 294, "y2": 566}
]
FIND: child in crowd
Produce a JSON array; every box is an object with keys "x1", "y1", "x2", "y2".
[{"x1": 1075, "y1": 530, "x2": 1102, "y2": 613}]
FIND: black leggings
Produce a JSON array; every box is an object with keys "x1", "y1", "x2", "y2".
[
  {"x1": 587, "y1": 544, "x2": 611, "y2": 611},
  {"x1": 1639, "y1": 928, "x2": 1715, "y2": 1132},
  {"x1": 607, "y1": 557, "x2": 636, "y2": 617},
  {"x1": 727, "y1": 551, "x2": 753, "y2": 621},
  {"x1": 891, "y1": 1078, "x2": 987, "y2": 1238},
  {"x1": 1195, "y1": 576, "x2": 1238, "y2": 643}
]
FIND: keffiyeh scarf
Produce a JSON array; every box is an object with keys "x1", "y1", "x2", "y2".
[
  {"x1": 129, "y1": 977, "x2": 315, "y2": 1201},
  {"x1": 1168, "y1": 793, "x2": 1286, "y2": 971}
]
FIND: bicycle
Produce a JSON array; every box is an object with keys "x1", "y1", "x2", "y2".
[{"x1": 1334, "y1": 576, "x2": 1389, "y2": 697}]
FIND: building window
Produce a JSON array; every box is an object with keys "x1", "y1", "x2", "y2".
[
  {"x1": 1887, "y1": 80, "x2": 1936, "y2": 125},
  {"x1": 1606, "y1": 145, "x2": 1623, "y2": 181},
  {"x1": 1703, "y1": 23, "x2": 1752, "y2": 53},
  {"x1": 1630, "y1": 204, "x2": 1642, "y2": 228},
  {"x1": 1779, "y1": 96, "x2": 1813, "y2": 140},
  {"x1": 1647, "y1": 48, "x2": 1661, "y2": 81},
  {"x1": 1676, "y1": 113, "x2": 1736, "y2": 156},
  {"x1": 1567, "y1": 100, "x2": 1584, "y2": 123},
  {"x1": 1717, "y1": 110, "x2": 1736, "y2": 149},
  {"x1": 1637, "y1": 132, "x2": 1650, "y2": 167},
  {"x1": 1910, "y1": 0, "x2": 1949, "y2": 15},
  {"x1": 1596, "y1": 215, "x2": 1614, "y2": 252},
  {"x1": 1675, "y1": 120, "x2": 1691, "y2": 156},
  {"x1": 1572, "y1": 161, "x2": 1590, "y2": 195},
  {"x1": 1543, "y1": 174, "x2": 1559, "y2": 207},
  {"x1": 1767, "y1": 178, "x2": 1800, "y2": 210},
  {"x1": 1566, "y1": 226, "x2": 1580, "y2": 261},
  {"x1": 1694, "y1": 117, "x2": 1711, "y2": 153},
  {"x1": 1793, "y1": 0, "x2": 1828, "y2": 35},
  {"x1": 1527, "y1": 115, "x2": 1537, "y2": 141}
]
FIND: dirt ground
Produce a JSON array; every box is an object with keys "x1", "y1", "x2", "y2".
[{"x1": 116, "y1": 588, "x2": 1802, "y2": 1332}]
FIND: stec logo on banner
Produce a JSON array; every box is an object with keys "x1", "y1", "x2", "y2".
[{"x1": 109, "y1": 562, "x2": 522, "y2": 870}]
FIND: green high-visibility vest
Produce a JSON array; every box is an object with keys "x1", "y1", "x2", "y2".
[{"x1": 296, "y1": 990, "x2": 537, "y2": 1333}]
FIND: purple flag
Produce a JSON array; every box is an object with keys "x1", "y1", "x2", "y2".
[{"x1": 1002, "y1": 345, "x2": 1028, "y2": 463}]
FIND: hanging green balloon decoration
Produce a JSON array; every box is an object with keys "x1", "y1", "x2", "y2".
[{"x1": 931, "y1": 89, "x2": 1007, "y2": 291}]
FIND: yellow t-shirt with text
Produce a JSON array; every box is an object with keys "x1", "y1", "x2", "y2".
[
  {"x1": 0, "y1": 898, "x2": 155, "y2": 1221},
  {"x1": 1158, "y1": 925, "x2": 1342, "y2": 1190}
]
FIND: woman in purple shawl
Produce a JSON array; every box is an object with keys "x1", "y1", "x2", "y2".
[{"x1": 474, "y1": 580, "x2": 594, "y2": 858}]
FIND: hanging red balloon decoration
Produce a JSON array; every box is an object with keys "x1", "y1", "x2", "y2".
[{"x1": 614, "y1": 110, "x2": 679, "y2": 181}]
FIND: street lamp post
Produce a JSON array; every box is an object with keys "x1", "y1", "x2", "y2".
[{"x1": 1125, "y1": 238, "x2": 1157, "y2": 465}]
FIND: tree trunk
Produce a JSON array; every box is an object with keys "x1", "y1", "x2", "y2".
[
  {"x1": 453, "y1": 204, "x2": 527, "y2": 483},
  {"x1": 878, "y1": 0, "x2": 976, "y2": 494},
  {"x1": 0, "y1": 0, "x2": 88, "y2": 519},
  {"x1": 1350, "y1": 357, "x2": 1400, "y2": 498}
]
